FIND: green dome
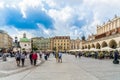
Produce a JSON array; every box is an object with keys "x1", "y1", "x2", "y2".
[{"x1": 20, "y1": 38, "x2": 30, "y2": 42}]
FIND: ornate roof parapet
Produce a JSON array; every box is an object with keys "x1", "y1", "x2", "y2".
[
  {"x1": 97, "y1": 25, "x2": 101, "y2": 29},
  {"x1": 114, "y1": 14, "x2": 117, "y2": 18}
]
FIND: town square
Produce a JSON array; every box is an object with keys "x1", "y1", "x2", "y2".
[{"x1": 0, "y1": 0, "x2": 120, "y2": 80}]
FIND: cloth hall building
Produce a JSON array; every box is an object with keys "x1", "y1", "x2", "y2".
[{"x1": 82, "y1": 15, "x2": 120, "y2": 49}]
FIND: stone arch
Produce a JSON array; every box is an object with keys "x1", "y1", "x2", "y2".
[
  {"x1": 82, "y1": 46, "x2": 84, "y2": 49},
  {"x1": 96, "y1": 43, "x2": 101, "y2": 49},
  {"x1": 85, "y1": 45, "x2": 87, "y2": 49},
  {"x1": 102, "y1": 41, "x2": 108, "y2": 48},
  {"x1": 88, "y1": 45, "x2": 90, "y2": 49},
  {"x1": 91, "y1": 44, "x2": 95, "y2": 48},
  {"x1": 109, "y1": 39, "x2": 117, "y2": 49}
]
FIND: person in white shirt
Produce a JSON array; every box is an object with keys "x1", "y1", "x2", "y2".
[{"x1": 21, "y1": 52, "x2": 26, "y2": 67}]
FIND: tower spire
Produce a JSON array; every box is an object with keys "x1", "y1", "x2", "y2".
[{"x1": 23, "y1": 33, "x2": 26, "y2": 38}]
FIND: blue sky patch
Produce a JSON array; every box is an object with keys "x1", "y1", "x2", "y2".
[{"x1": 4, "y1": 7, "x2": 54, "y2": 30}]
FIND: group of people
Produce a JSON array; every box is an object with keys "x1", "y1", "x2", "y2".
[
  {"x1": 15, "y1": 51, "x2": 53, "y2": 67},
  {"x1": 54, "y1": 52, "x2": 62, "y2": 63},
  {"x1": 73, "y1": 50, "x2": 120, "y2": 64},
  {"x1": 15, "y1": 51, "x2": 38, "y2": 67},
  {"x1": 75, "y1": 52, "x2": 82, "y2": 58}
]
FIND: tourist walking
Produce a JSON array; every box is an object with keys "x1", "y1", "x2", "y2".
[
  {"x1": 75, "y1": 53, "x2": 77, "y2": 58},
  {"x1": 58, "y1": 52, "x2": 62, "y2": 63},
  {"x1": 44, "y1": 52, "x2": 48, "y2": 60},
  {"x1": 21, "y1": 52, "x2": 26, "y2": 67},
  {"x1": 55, "y1": 52, "x2": 59, "y2": 62},
  {"x1": 39, "y1": 51, "x2": 42, "y2": 59},
  {"x1": 113, "y1": 50, "x2": 119, "y2": 64},
  {"x1": 2, "y1": 52, "x2": 7, "y2": 61},
  {"x1": 78, "y1": 52, "x2": 82, "y2": 58},
  {"x1": 29, "y1": 51, "x2": 33, "y2": 65},
  {"x1": 110, "y1": 51, "x2": 113, "y2": 59},
  {"x1": 15, "y1": 51, "x2": 21, "y2": 66},
  {"x1": 94, "y1": 51, "x2": 98, "y2": 59},
  {"x1": 32, "y1": 52, "x2": 38, "y2": 66},
  {"x1": 24, "y1": 51, "x2": 27, "y2": 58}
]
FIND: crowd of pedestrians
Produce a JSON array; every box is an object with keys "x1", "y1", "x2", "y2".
[
  {"x1": 15, "y1": 51, "x2": 38, "y2": 67},
  {"x1": 0, "y1": 49, "x2": 64, "y2": 68},
  {"x1": 15, "y1": 51, "x2": 53, "y2": 67},
  {"x1": 75, "y1": 52, "x2": 82, "y2": 58}
]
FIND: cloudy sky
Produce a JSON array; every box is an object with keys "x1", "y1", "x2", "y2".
[{"x1": 0, "y1": 0, "x2": 120, "y2": 40}]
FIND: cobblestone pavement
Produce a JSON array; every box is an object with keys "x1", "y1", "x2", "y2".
[
  {"x1": 0, "y1": 54, "x2": 120, "y2": 80},
  {"x1": 73, "y1": 56, "x2": 120, "y2": 80},
  {"x1": 0, "y1": 57, "x2": 42, "y2": 78}
]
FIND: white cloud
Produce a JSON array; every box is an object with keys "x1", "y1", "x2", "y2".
[
  {"x1": 48, "y1": 6, "x2": 74, "y2": 23},
  {"x1": 0, "y1": 1, "x2": 4, "y2": 8},
  {"x1": 1, "y1": 0, "x2": 120, "y2": 39},
  {"x1": 45, "y1": 0, "x2": 57, "y2": 8},
  {"x1": 37, "y1": 23, "x2": 56, "y2": 38},
  {"x1": 18, "y1": 0, "x2": 44, "y2": 18}
]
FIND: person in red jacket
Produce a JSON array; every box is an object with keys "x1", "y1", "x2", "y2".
[{"x1": 32, "y1": 52, "x2": 38, "y2": 66}]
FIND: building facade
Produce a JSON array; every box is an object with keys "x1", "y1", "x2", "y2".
[
  {"x1": 0, "y1": 30, "x2": 13, "y2": 51},
  {"x1": 20, "y1": 33, "x2": 31, "y2": 52},
  {"x1": 70, "y1": 37, "x2": 82, "y2": 50},
  {"x1": 51, "y1": 36, "x2": 70, "y2": 52},
  {"x1": 82, "y1": 15, "x2": 120, "y2": 49},
  {"x1": 31, "y1": 37, "x2": 50, "y2": 51}
]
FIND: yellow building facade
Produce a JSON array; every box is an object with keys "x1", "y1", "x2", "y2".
[{"x1": 51, "y1": 36, "x2": 70, "y2": 52}]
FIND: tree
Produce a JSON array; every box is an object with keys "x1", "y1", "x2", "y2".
[{"x1": 33, "y1": 47, "x2": 38, "y2": 51}]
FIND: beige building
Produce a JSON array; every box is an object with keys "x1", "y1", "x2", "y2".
[
  {"x1": 70, "y1": 37, "x2": 82, "y2": 50},
  {"x1": 0, "y1": 30, "x2": 13, "y2": 50},
  {"x1": 51, "y1": 36, "x2": 70, "y2": 52},
  {"x1": 82, "y1": 15, "x2": 120, "y2": 49}
]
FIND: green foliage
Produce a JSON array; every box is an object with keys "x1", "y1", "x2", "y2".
[{"x1": 33, "y1": 47, "x2": 38, "y2": 51}]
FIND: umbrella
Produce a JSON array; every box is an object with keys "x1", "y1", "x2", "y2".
[
  {"x1": 116, "y1": 47, "x2": 120, "y2": 51},
  {"x1": 89, "y1": 48, "x2": 100, "y2": 51},
  {"x1": 101, "y1": 47, "x2": 115, "y2": 51},
  {"x1": 69, "y1": 49, "x2": 82, "y2": 52},
  {"x1": 83, "y1": 49, "x2": 89, "y2": 51}
]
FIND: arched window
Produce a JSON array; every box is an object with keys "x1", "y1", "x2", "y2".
[
  {"x1": 96, "y1": 43, "x2": 101, "y2": 49},
  {"x1": 109, "y1": 40, "x2": 117, "y2": 49},
  {"x1": 102, "y1": 41, "x2": 108, "y2": 48}
]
